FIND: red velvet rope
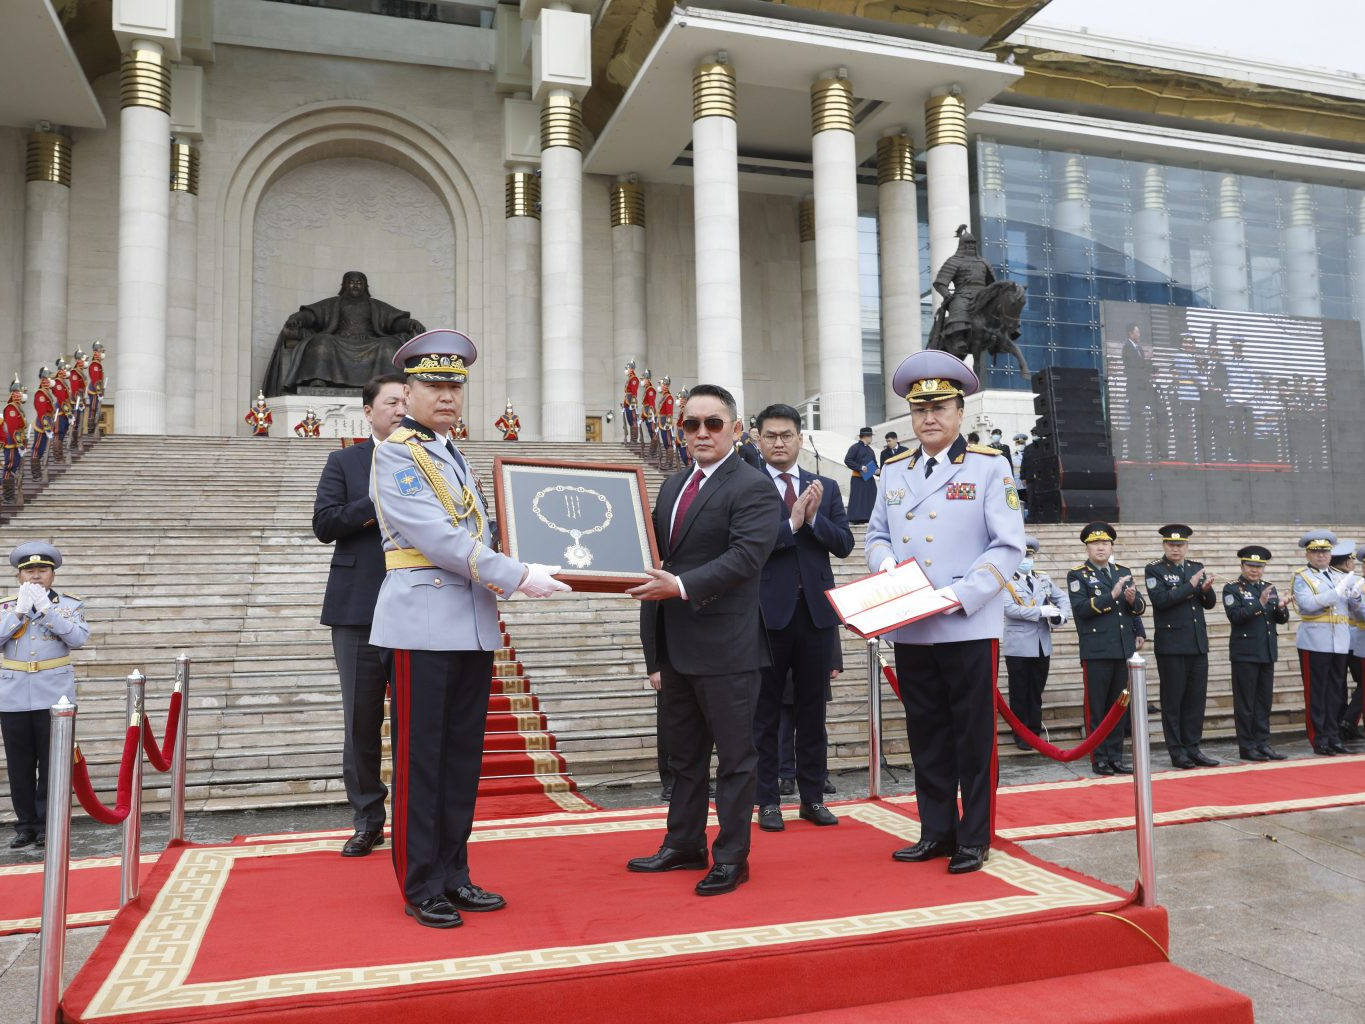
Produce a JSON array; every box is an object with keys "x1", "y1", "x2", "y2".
[
  {"x1": 881, "y1": 662, "x2": 901, "y2": 700},
  {"x1": 994, "y1": 688, "x2": 1131, "y2": 763},
  {"x1": 72, "y1": 725, "x2": 141, "y2": 825},
  {"x1": 140, "y1": 690, "x2": 182, "y2": 773}
]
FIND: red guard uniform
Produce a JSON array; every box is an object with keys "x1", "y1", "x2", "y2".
[
  {"x1": 494, "y1": 404, "x2": 521, "y2": 441},
  {"x1": 86, "y1": 344, "x2": 105, "y2": 433},
  {"x1": 2, "y1": 382, "x2": 26, "y2": 480},
  {"x1": 294, "y1": 411, "x2": 322, "y2": 438},
  {"x1": 30, "y1": 374, "x2": 55, "y2": 465},
  {"x1": 50, "y1": 368, "x2": 72, "y2": 442},
  {"x1": 245, "y1": 395, "x2": 273, "y2": 437}
]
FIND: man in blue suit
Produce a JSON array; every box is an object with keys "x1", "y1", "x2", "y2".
[
  {"x1": 312, "y1": 373, "x2": 406, "y2": 858},
  {"x1": 751, "y1": 403, "x2": 854, "y2": 831}
]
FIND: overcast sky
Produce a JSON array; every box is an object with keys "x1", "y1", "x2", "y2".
[{"x1": 1031, "y1": 0, "x2": 1364, "y2": 79}]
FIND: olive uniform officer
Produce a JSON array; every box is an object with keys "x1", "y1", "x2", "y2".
[
  {"x1": 1145, "y1": 525, "x2": 1219, "y2": 769},
  {"x1": 1, "y1": 542, "x2": 89, "y2": 849},
  {"x1": 1292, "y1": 530, "x2": 1354, "y2": 756},
  {"x1": 1068, "y1": 523, "x2": 1146, "y2": 775},
  {"x1": 865, "y1": 350, "x2": 1026, "y2": 874},
  {"x1": 1222, "y1": 546, "x2": 1289, "y2": 761},
  {"x1": 369, "y1": 329, "x2": 570, "y2": 928},
  {"x1": 1002, "y1": 535, "x2": 1069, "y2": 750}
]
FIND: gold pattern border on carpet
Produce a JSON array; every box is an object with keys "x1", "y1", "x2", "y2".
[
  {"x1": 82, "y1": 805, "x2": 1117, "y2": 1018},
  {"x1": 0, "y1": 854, "x2": 160, "y2": 932}
]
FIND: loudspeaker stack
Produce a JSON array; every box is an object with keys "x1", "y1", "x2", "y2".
[{"x1": 1025, "y1": 367, "x2": 1119, "y2": 523}]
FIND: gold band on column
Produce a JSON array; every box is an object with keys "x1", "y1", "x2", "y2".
[
  {"x1": 505, "y1": 172, "x2": 540, "y2": 219},
  {"x1": 876, "y1": 134, "x2": 914, "y2": 184},
  {"x1": 609, "y1": 182, "x2": 645, "y2": 228},
  {"x1": 797, "y1": 198, "x2": 815, "y2": 244},
  {"x1": 540, "y1": 94, "x2": 583, "y2": 151},
  {"x1": 121, "y1": 48, "x2": 171, "y2": 113},
  {"x1": 1217, "y1": 175, "x2": 1242, "y2": 219},
  {"x1": 1289, "y1": 184, "x2": 1314, "y2": 228},
  {"x1": 811, "y1": 77, "x2": 854, "y2": 135},
  {"x1": 170, "y1": 143, "x2": 200, "y2": 195},
  {"x1": 692, "y1": 61, "x2": 736, "y2": 121},
  {"x1": 25, "y1": 132, "x2": 71, "y2": 187},
  {"x1": 1062, "y1": 154, "x2": 1087, "y2": 202},
  {"x1": 1141, "y1": 166, "x2": 1166, "y2": 211},
  {"x1": 924, "y1": 94, "x2": 967, "y2": 148}
]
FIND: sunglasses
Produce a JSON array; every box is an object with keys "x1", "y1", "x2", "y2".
[{"x1": 680, "y1": 416, "x2": 730, "y2": 435}]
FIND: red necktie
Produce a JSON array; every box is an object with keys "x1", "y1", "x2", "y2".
[
  {"x1": 779, "y1": 472, "x2": 797, "y2": 512},
  {"x1": 670, "y1": 470, "x2": 705, "y2": 547}
]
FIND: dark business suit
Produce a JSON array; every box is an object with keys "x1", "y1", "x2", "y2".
[
  {"x1": 641, "y1": 453, "x2": 781, "y2": 865},
  {"x1": 754, "y1": 467, "x2": 854, "y2": 807},
  {"x1": 1121, "y1": 337, "x2": 1155, "y2": 460},
  {"x1": 313, "y1": 439, "x2": 389, "y2": 832}
]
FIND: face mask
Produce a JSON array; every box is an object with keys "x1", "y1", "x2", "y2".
[{"x1": 1018, "y1": 558, "x2": 1034, "y2": 574}]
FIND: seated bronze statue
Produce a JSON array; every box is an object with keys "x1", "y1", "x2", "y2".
[{"x1": 262, "y1": 271, "x2": 425, "y2": 394}]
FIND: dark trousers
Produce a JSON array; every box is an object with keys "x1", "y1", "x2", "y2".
[
  {"x1": 655, "y1": 693, "x2": 672, "y2": 788},
  {"x1": 1155, "y1": 653, "x2": 1209, "y2": 761},
  {"x1": 660, "y1": 661, "x2": 759, "y2": 865},
  {"x1": 332, "y1": 625, "x2": 390, "y2": 831},
  {"x1": 385, "y1": 648, "x2": 492, "y2": 904},
  {"x1": 1082, "y1": 659, "x2": 1130, "y2": 765},
  {"x1": 778, "y1": 704, "x2": 796, "y2": 780},
  {"x1": 1346, "y1": 656, "x2": 1363, "y2": 730},
  {"x1": 1005, "y1": 654, "x2": 1049, "y2": 743},
  {"x1": 754, "y1": 596, "x2": 832, "y2": 807},
  {"x1": 1230, "y1": 661, "x2": 1273, "y2": 752},
  {"x1": 1, "y1": 710, "x2": 50, "y2": 834},
  {"x1": 893, "y1": 639, "x2": 996, "y2": 848},
  {"x1": 1299, "y1": 649, "x2": 1346, "y2": 747}
]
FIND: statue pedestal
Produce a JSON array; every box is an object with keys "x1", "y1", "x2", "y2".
[
  {"x1": 271, "y1": 394, "x2": 367, "y2": 439},
  {"x1": 965, "y1": 388, "x2": 1039, "y2": 446}
]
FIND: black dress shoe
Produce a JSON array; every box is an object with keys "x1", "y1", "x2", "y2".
[
  {"x1": 405, "y1": 895, "x2": 462, "y2": 929},
  {"x1": 8, "y1": 831, "x2": 36, "y2": 850},
  {"x1": 1240, "y1": 748, "x2": 1269, "y2": 762},
  {"x1": 449, "y1": 883, "x2": 506, "y2": 912},
  {"x1": 799, "y1": 803, "x2": 838, "y2": 826},
  {"x1": 1014, "y1": 740, "x2": 1030, "y2": 751},
  {"x1": 1313, "y1": 744, "x2": 1337, "y2": 757},
  {"x1": 1172, "y1": 756, "x2": 1197, "y2": 770},
  {"x1": 341, "y1": 829, "x2": 384, "y2": 858},
  {"x1": 1092, "y1": 760, "x2": 1115, "y2": 776},
  {"x1": 1110, "y1": 760, "x2": 1133, "y2": 775},
  {"x1": 1189, "y1": 751, "x2": 1220, "y2": 767},
  {"x1": 892, "y1": 838, "x2": 953, "y2": 863},
  {"x1": 1328, "y1": 742, "x2": 1349, "y2": 754},
  {"x1": 695, "y1": 862, "x2": 748, "y2": 896},
  {"x1": 1259, "y1": 745, "x2": 1288, "y2": 761},
  {"x1": 1340, "y1": 723, "x2": 1362, "y2": 741},
  {"x1": 34, "y1": 833, "x2": 44, "y2": 849},
  {"x1": 758, "y1": 805, "x2": 785, "y2": 832},
  {"x1": 823, "y1": 778, "x2": 836, "y2": 795},
  {"x1": 778, "y1": 777, "x2": 795, "y2": 796},
  {"x1": 948, "y1": 846, "x2": 989, "y2": 874},
  {"x1": 627, "y1": 846, "x2": 709, "y2": 872},
  {"x1": 660, "y1": 784, "x2": 674, "y2": 802}
]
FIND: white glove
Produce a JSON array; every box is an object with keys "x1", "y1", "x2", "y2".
[
  {"x1": 518, "y1": 563, "x2": 571, "y2": 598},
  {"x1": 14, "y1": 584, "x2": 33, "y2": 616},
  {"x1": 27, "y1": 583, "x2": 52, "y2": 615},
  {"x1": 877, "y1": 556, "x2": 898, "y2": 575},
  {"x1": 933, "y1": 585, "x2": 960, "y2": 609},
  {"x1": 1336, "y1": 572, "x2": 1360, "y2": 598},
  {"x1": 1041, "y1": 605, "x2": 1062, "y2": 622}
]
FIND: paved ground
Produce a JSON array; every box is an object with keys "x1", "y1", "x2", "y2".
[{"x1": 2, "y1": 734, "x2": 1362, "y2": 1023}]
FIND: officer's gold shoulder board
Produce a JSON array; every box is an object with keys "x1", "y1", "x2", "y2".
[
  {"x1": 385, "y1": 426, "x2": 418, "y2": 445},
  {"x1": 883, "y1": 448, "x2": 914, "y2": 467},
  {"x1": 966, "y1": 443, "x2": 1000, "y2": 456},
  {"x1": 1070, "y1": 563, "x2": 1086, "y2": 572}
]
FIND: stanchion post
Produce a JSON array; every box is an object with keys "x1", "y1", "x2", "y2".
[
  {"x1": 169, "y1": 654, "x2": 191, "y2": 844},
  {"x1": 866, "y1": 637, "x2": 883, "y2": 798},
  {"x1": 1127, "y1": 652, "x2": 1157, "y2": 907},
  {"x1": 36, "y1": 696, "x2": 77, "y2": 1024},
  {"x1": 120, "y1": 670, "x2": 146, "y2": 906}
]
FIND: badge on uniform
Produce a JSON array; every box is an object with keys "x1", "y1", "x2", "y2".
[
  {"x1": 1224, "y1": 593, "x2": 1235, "y2": 606},
  {"x1": 395, "y1": 469, "x2": 424, "y2": 495},
  {"x1": 886, "y1": 487, "x2": 906, "y2": 507},
  {"x1": 1070, "y1": 579, "x2": 1080, "y2": 592},
  {"x1": 946, "y1": 483, "x2": 976, "y2": 501},
  {"x1": 1002, "y1": 476, "x2": 1020, "y2": 511}
]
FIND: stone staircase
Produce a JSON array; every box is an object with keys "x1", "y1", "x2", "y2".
[{"x1": 0, "y1": 433, "x2": 1348, "y2": 822}]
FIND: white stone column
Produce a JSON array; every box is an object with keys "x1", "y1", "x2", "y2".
[
  {"x1": 506, "y1": 169, "x2": 542, "y2": 441},
  {"x1": 1209, "y1": 175, "x2": 1250, "y2": 311},
  {"x1": 1284, "y1": 184, "x2": 1322, "y2": 318},
  {"x1": 1349, "y1": 197, "x2": 1365, "y2": 370},
  {"x1": 166, "y1": 142, "x2": 198, "y2": 435},
  {"x1": 21, "y1": 130, "x2": 71, "y2": 386},
  {"x1": 798, "y1": 196, "x2": 818, "y2": 398},
  {"x1": 539, "y1": 90, "x2": 584, "y2": 441},
  {"x1": 114, "y1": 42, "x2": 172, "y2": 435},
  {"x1": 610, "y1": 178, "x2": 647, "y2": 380},
  {"x1": 924, "y1": 90, "x2": 970, "y2": 306},
  {"x1": 692, "y1": 58, "x2": 745, "y2": 416},
  {"x1": 1051, "y1": 153, "x2": 1092, "y2": 279},
  {"x1": 1133, "y1": 165, "x2": 1173, "y2": 286},
  {"x1": 877, "y1": 130, "x2": 921, "y2": 415}
]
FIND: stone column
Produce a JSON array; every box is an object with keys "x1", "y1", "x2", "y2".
[
  {"x1": 1051, "y1": 153, "x2": 1093, "y2": 284},
  {"x1": 810, "y1": 71, "x2": 863, "y2": 439},
  {"x1": 877, "y1": 130, "x2": 921, "y2": 415},
  {"x1": 1350, "y1": 197, "x2": 1365, "y2": 369},
  {"x1": 1209, "y1": 175, "x2": 1250, "y2": 311},
  {"x1": 1133, "y1": 166, "x2": 1173, "y2": 295},
  {"x1": 22, "y1": 130, "x2": 71, "y2": 386},
  {"x1": 166, "y1": 142, "x2": 198, "y2": 435},
  {"x1": 692, "y1": 58, "x2": 745, "y2": 415},
  {"x1": 1284, "y1": 184, "x2": 1322, "y2": 318},
  {"x1": 924, "y1": 90, "x2": 970, "y2": 304},
  {"x1": 978, "y1": 139, "x2": 1006, "y2": 223},
  {"x1": 798, "y1": 196, "x2": 818, "y2": 398},
  {"x1": 539, "y1": 90, "x2": 584, "y2": 442},
  {"x1": 506, "y1": 169, "x2": 541, "y2": 441},
  {"x1": 610, "y1": 178, "x2": 647, "y2": 378},
  {"x1": 115, "y1": 42, "x2": 172, "y2": 434}
]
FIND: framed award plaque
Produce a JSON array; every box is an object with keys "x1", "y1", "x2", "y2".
[{"x1": 493, "y1": 457, "x2": 660, "y2": 593}]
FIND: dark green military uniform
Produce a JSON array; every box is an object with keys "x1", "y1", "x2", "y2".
[{"x1": 1223, "y1": 555, "x2": 1290, "y2": 760}]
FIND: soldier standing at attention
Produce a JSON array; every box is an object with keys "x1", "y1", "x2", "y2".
[
  {"x1": 1068, "y1": 523, "x2": 1146, "y2": 776},
  {"x1": 1222, "y1": 546, "x2": 1289, "y2": 762},
  {"x1": 1293, "y1": 531, "x2": 1355, "y2": 756},
  {"x1": 1002, "y1": 535, "x2": 1069, "y2": 751},
  {"x1": 370, "y1": 329, "x2": 570, "y2": 928},
  {"x1": 865, "y1": 350, "x2": 1025, "y2": 875}
]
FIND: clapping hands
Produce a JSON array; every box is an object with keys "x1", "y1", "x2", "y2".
[{"x1": 788, "y1": 479, "x2": 823, "y2": 531}]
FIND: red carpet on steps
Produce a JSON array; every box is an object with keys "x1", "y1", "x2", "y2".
[{"x1": 0, "y1": 855, "x2": 156, "y2": 936}]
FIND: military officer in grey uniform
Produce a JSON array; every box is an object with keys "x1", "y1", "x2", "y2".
[
  {"x1": 369, "y1": 329, "x2": 570, "y2": 928},
  {"x1": 1344, "y1": 543, "x2": 1365, "y2": 741},
  {"x1": 1, "y1": 542, "x2": 89, "y2": 849},
  {"x1": 1067, "y1": 523, "x2": 1146, "y2": 775},
  {"x1": 1002, "y1": 535, "x2": 1069, "y2": 750},
  {"x1": 1145, "y1": 524, "x2": 1219, "y2": 769},
  {"x1": 1293, "y1": 530, "x2": 1355, "y2": 755},
  {"x1": 865, "y1": 350, "x2": 1025, "y2": 875},
  {"x1": 1223, "y1": 545, "x2": 1290, "y2": 762}
]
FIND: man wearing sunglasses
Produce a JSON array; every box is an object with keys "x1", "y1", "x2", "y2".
[{"x1": 629, "y1": 384, "x2": 781, "y2": 896}]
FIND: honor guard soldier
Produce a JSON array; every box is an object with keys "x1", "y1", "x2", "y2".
[
  {"x1": 1223, "y1": 546, "x2": 1290, "y2": 761},
  {"x1": 640, "y1": 368, "x2": 657, "y2": 445},
  {"x1": 865, "y1": 350, "x2": 1025, "y2": 874},
  {"x1": 293, "y1": 407, "x2": 323, "y2": 438},
  {"x1": 494, "y1": 399, "x2": 520, "y2": 441},
  {"x1": 245, "y1": 392, "x2": 272, "y2": 436},
  {"x1": 1002, "y1": 535, "x2": 1069, "y2": 751},
  {"x1": 86, "y1": 341, "x2": 106, "y2": 435},
  {"x1": 50, "y1": 358, "x2": 72, "y2": 454},
  {"x1": 370, "y1": 329, "x2": 570, "y2": 928},
  {"x1": 622, "y1": 360, "x2": 641, "y2": 444},
  {"x1": 1068, "y1": 523, "x2": 1146, "y2": 775},
  {"x1": 2, "y1": 375, "x2": 26, "y2": 503},
  {"x1": 1, "y1": 543, "x2": 89, "y2": 849},
  {"x1": 674, "y1": 388, "x2": 691, "y2": 468},
  {"x1": 1293, "y1": 530, "x2": 1355, "y2": 755},
  {"x1": 31, "y1": 368, "x2": 56, "y2": 469}
]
